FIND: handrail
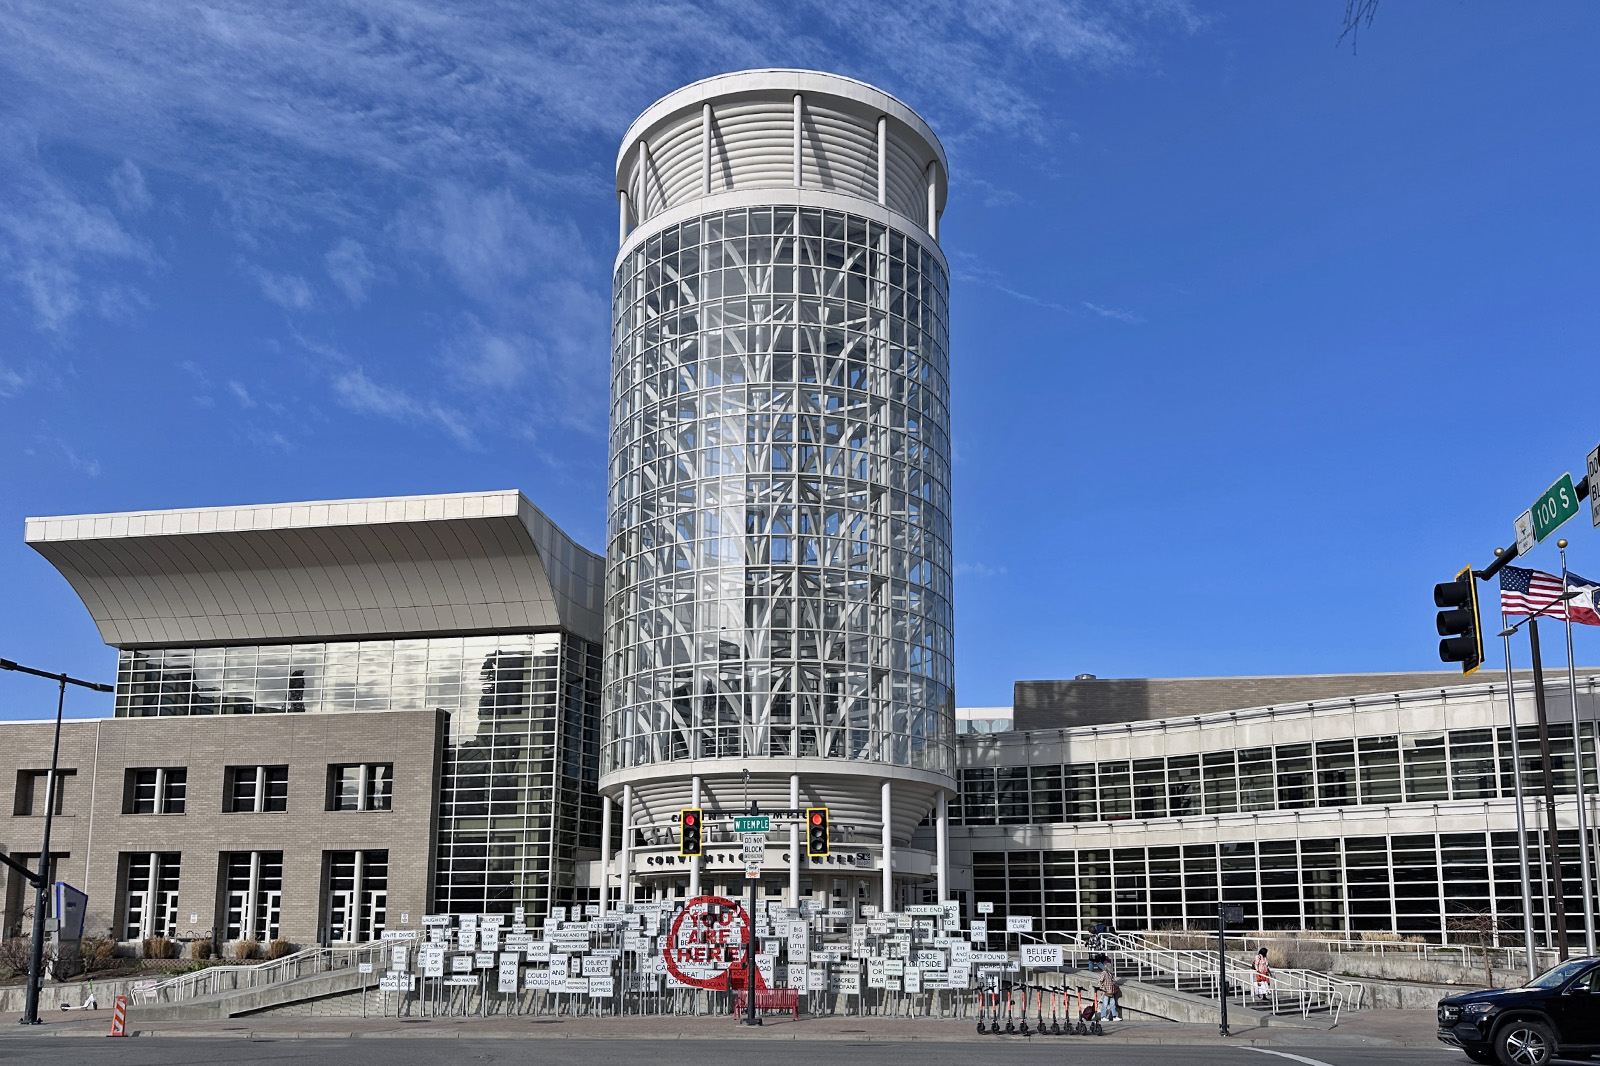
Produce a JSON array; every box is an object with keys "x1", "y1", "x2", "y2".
[
  {"x1": 146, "y1": 941, "x2": 391, "y2": 1003},
  {"x1": 1137, "y1": 930, "x2": 1561, "y2": 975}
]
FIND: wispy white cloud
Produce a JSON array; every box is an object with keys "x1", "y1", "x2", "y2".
[
  {"x1": 0, "y1": 0, "x2": 1194, "y2": 433},
  {"x1": 108, "y1": 159, "x2": 152, "y2": 215},
  {"x1": 324, "y1": 237, "x2": 374, "y2": 304},
  {"x1": 250, "y1": 267, "x2": 314, "y2": 311},
  {"x1": 955, "y1": 561, "x2": 1008, "y2": 578},
  {"x1": 1081, "y1": 300, "x2": 1143, "y2": 323}
]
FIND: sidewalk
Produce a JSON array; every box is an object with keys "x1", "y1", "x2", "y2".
[{"x1": 0, "y1": 1007, "x2": 1442, "y2": 1046}]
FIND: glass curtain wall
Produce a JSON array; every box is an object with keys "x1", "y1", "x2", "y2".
[{"x1": 604, "y1": 205, "x2": 954, "y2": 775}]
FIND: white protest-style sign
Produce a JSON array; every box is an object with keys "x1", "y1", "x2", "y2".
[
  {"x1": 1021, "y1": 946, "x2": 1063, "y2": 967},
  {"x1": 423, "y1": 914, "x2": 452, "y2": 927},
  {"x1": 976, "y1": 901, "x2": 994, "y2": 915},
  {"x1": 475, "y1": 951, "x2": 495, "y2": 968},
  {"x1": 585, "y1": 904, "x2": 600, "y2": 917},
  {"x1": 866, "y1": 958, "x2": 888, "y2": 988},
  {"x1": 884, "y1": 958, "x2": 905, "y2": 977},
  {"x1": 452, "y1": 954, "x2": 473, "y2": 973},
  {"x1": 514, "y1": 906, "x2": 526, "y2": 922},
  {"x1": 390, "y1": 946, "x2": 409, "y2": 971},
  {"x1": 904, "y1": 968, "x2": 922, "y2": 994},
  {"x1": 970, "y1": 951, "x2": 1009, "y2": 964},
  {"x1": 480, "y1": 914, "x2": 505, "y2": 928},
  {"x1": 588, "y1": 976, "x2": 614, "y2": 998},
  {"x1": 380, "y1": 929, "x2": 420, "y2": 941},
  {"x1": 445, "y1": 974, "x2": 478, "y2": 987},
  {"x1": 581, "y1": 955, "x2": 612, "y2": 977},
  {"x1": 837, "y1": 970, "x2": 862, "y2": 995},
  {"x1": 914, "y1": 950, "x2": 943, "y2": 968},
  {"x1": 480, "y1": 926, "x2": 501, "y2": 952},
  {"x1": 525, "y1": 968, "x2": 553, "y2": 990},
  {"x1": 550, "y1": 907, "x2": 567, "y2": 922},
  {"x1": 358, "y1": 962, "x2": 374, "y2": 974},
  {"x1": 459, "y1": 930, "x2": 478, "y2": 953},
  {"x1": 946, "y1": 964, "x2": 971, "y2": 989},
  {"x1": 378, "y1": 973, "x2": 412, "y2": 992},
  {"x1": 498, "y1": 958, "x2": 519, "y2": 992},
  {"x1": 503, "y1": 933, "x2": 534, "y2": 953},
  {"x1": 550, "y1": 953, "x2": 570, "y2": 976},
  {"x1": 950, "y1": 940, "x2": 972, "y2": 964},
  {"x1": 970, "y1": 919, "x2": 987, "y2": 936},
  {"x1": 1005, "y1": 915, "x2": 1034, "y2": 933},
  {"x1": 868, "y1": 919, "x2": 889, "y2": 935},
  {"x1": 526, "y1": 941, "x2": 550, "y2": 962},
  {"x1": 808, "y1": 966, "x2": 828, "y2": 991},
  {"x1": 421, "y1": 946, "x2": 445, "y2": 977}
]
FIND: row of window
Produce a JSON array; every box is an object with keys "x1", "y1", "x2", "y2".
[
  {"x1": 954, "y1": 723, "x2": 1599, "y2": 825},
  {"x1": 12, "y1": 763, "x2": 393, "y2": 817},
  {"x1": 970, "y1": 830, "x2": 1594, "y2": 940},
  {"x1": 120, "y1": 848, "x2": 389, "y2": 943}
]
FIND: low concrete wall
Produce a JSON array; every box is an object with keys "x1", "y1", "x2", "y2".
[
  {"x1": 0, "y1": 973, "x2": 149, "y2": 1013},
  {"x1": 133, "y1": 968, "x2": 367, "y2": 1020},
  {"x1": 1326, "y1": 953, "x2": 1519, "y2": 990}
]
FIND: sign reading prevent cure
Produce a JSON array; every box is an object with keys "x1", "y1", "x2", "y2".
[{"x1": 663, "y1": 895, "x2": 763, "y2": 991}]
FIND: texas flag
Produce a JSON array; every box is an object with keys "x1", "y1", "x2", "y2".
[{"x1": 1567, "y1": 570, "x2": 1600, "y2": 627}]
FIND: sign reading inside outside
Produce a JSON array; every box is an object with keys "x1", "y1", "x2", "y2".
[{"x1": 663, "y1": 895, "x2": 760, "y2": 991}]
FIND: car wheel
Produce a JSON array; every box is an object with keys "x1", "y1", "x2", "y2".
[
  {"x1": 1465, "y1": 1049, "x2": 1495, "y2": 1064},
  {"x1": 1497, "y1": 1019, "x2": 1555, "y2": 1066}
]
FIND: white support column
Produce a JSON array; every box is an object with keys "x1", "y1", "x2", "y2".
[
  {"x1": 617, "y1": 191, "x2": 629, "y2": 247},
  {"x1": 620, "y1": 784, "x2": 634, "y2": 910},
  {"x1": 789, "y1": 774, "x2": 801, "y2": 907},
  {"x1": 702, "y1": 102, "x2": 713, "y2": 196},
  {"x1": 935, "y1": 790, "x2": 950, "y2": 902},
  {"x1": 689, "y1": 775, "x2": 702, "y2": 897},
  {"x1": 881, "y1": 779, "x2": 893, "y2": 912},
  {"x1": 792, "y1": 94, "x2": 803, "y2": 188},
  {"x1": 876, "y1": 116, "x2": 887, "y2": 206},
  {"x1": 637, "y1": 139, "x2": 649, "y2": 220},
  {"x1": 598, "y1": 793, "x2": 613, "y2": 915},
  {"x1": 926, "y1": 161, "x2": 939, "y2": 241}
]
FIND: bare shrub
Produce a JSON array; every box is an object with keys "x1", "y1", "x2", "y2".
[
  {"x1": 267, "y1": 939, "x2": 293, "y2": 960},
  {"x1": 142, "y1": 936, "x2": 176, "y2": 959},
  {"x1": 78, "y1": 935, "x2": 118, "y2": 971},
  {"x1": 189, "y1": 938, "x2": 213, "y2": 960},
  {"x1": 233, "y1": 939, "x2": 260, "y2": 961}
]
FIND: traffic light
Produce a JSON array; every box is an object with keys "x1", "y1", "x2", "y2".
[
  {"x1": 1435, "y1": 565, "x2": 1483, "y2": 675},
  {"x1": 679, "y1": 807, "x2": 702, "y2": 856},
  {"x1": 806, "y1": 807, "x2": 830, "y2": 857}
]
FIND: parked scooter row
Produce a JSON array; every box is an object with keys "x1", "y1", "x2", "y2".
[{"x1": 974, "y1": 985, "x2": 1105, "y2": 1036}]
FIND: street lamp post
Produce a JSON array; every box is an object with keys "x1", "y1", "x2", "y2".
[{"x1": 0, "y1": 658, "x2": 113, "y2": 1026}]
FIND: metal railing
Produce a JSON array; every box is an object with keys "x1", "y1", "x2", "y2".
[
  {"x1": 140, "y1": 942, "x2": 392, "y2": 1003},
  {"x1": 1136, "y1": 931, "x2": 1563, "y2": 976},
  {"x1": 1058, "y1": 931, "x2": 1365, "y2": 1023}
]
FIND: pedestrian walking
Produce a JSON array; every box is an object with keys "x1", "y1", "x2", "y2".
[
  {"x1": 1097, "y1": 962, "x2": 1121, "y2": 1021},
  {"x1": 1253, "y1": 948, "x2": 1272, "y2": 1001}
]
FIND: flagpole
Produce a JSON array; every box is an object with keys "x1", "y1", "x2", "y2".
[
  {"x1": 1557, "y1": 539, "x2": 1597, "y2": 957},
  {"x1": 1502, "y1": 611, "x2": 1540, "y2": 981}
]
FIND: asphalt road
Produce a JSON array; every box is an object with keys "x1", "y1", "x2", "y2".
[{"x1": 0, "y1": 1038, "x2": 1469, "y2": 1066}]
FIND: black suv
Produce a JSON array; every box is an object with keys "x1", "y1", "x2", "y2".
[{"x1": 1438, "y1": 957, "x2": 1600, "y2": 1065}]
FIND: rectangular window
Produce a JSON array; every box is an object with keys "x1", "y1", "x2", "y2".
[
  {"x1": 1358, "y1": 735, "x2": 1402, "y2": 804},
  {"x1": 1098, "y1": 762, "x2": 1132, "y2": 821},
  {"x1": 12, "y1": 769, "x2": 74, "y2": 816},
  {"x1": 1132, "y1": 758, "x2": 1166, "y2": 819},
  {"x1": 221, "y1": 850, "x2": 284, "y2": 942},
  {"x1": 123, "y1": 768, "x2": 187, "y2": 814},
  {"x1": 1063, "y1": 765, "x2": 1097, "y2": 822},
  {"x1": 1028, "y1": 765, "x2": 1063, "y2": 823},
  {"x1": 1316, "y1": 740, "x2": 1356, "y2": 806},
  {"x1": 324, "y1": 849, "x2": 389, "y2": 943},
  {"x1": 226, "y1": 765, "x2": 289, "y2": 813},
  {"x1": 1449, "y1": 729, "x2": 1498, "y2": 799},
  {"x1": 996, "y1": 767, "x2": 1030, "y2": 824},
  {"x1": 1167, "y1": 755, "x2": 1201, "y2": 815},
  {"x1": 121, "y1": 852, "x2": 181, "y2": 940},
  {"x1": 327, "y1": 763, "x2": 395, "y2": 812},
  {"x1": 1238, "y1": 748, "x2": 1274, "y2": 811},
  {"x1": 1203, "y1": 751, "x2": 1238, "y2": 814},
  {"x1": 1276, "y1": 744, "x2": 1314, "y2": 809},
  {"x1": 1403, "y1": 735, "x2": 1449, "y2": 801}
]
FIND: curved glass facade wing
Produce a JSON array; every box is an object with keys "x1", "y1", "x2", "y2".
[{"x1": 604, "y1": 204, "x2": 954, "y2": 775}]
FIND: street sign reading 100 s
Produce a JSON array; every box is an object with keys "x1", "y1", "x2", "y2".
[{"x1": 1530, "y1": 472, "x2": 1580, "y2": 542}]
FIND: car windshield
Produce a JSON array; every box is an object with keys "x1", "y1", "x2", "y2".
[{"x1": 1526, "y1": 960, "x2": 1593, "y2": 989}]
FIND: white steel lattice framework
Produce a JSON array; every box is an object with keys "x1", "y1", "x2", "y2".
[{"x1": 600, "y1": 70, "x2": 956, "y2": 912}]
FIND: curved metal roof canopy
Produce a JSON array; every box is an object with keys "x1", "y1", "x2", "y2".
[{"x1": 25, "y1": 490, "x2": 603, "y2": 647}]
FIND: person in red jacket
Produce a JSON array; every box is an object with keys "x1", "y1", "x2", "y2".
[{"x1": 1253, "y1": 948, "x2": 1272, "y2": 1000}]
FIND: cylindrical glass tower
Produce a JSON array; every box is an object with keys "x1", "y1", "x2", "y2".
[{"x1": 601, "y1": 70, "x2": 953, "y2": 911}]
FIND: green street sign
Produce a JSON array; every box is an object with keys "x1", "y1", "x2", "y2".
[
  {"x1": 733, "y1": 815, "x2": 771, "y2": 833},
  {"x1": 1531, "y1": 473, "x2": 1581, "y2": 542}
]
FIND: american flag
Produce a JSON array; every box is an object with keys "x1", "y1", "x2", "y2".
[{"x1": 1499, "y1": 565, "x2": 1568, "y2": 619}]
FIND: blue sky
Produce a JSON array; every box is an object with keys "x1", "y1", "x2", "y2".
[{"x1": 3, "y1": 2, "x2": 1599, "y2": 721}]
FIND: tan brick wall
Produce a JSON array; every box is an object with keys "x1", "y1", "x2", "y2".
[{"x1": 0, "y1": 709, "x2": 442, "y2": 949}]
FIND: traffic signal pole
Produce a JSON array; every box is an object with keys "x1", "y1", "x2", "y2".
[{"x1": 1527, "y1": 620, "x2": 1572, "y2": 961}]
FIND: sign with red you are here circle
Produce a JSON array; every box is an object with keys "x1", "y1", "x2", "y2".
[{"x1": 663, "y1": 895, "x2": 763, "y2": 991}]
